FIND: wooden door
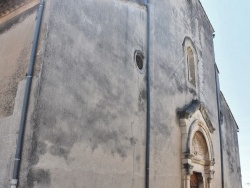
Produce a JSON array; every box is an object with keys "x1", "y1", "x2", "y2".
[{"x1": 190, "y1": 173, "x2": 199, "y2": 188}]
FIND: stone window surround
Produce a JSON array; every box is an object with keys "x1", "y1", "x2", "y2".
[{"x1": 183, "y1": 37, "x2": 199, "y2": 92}]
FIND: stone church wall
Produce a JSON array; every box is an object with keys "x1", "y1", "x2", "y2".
[
  {"x1": 0, "y1": 0, "x2": 242, "y2": 187},
  {"x1": 0, "y1": 5, "x2": 37, "y2": 188},
  {"x1": 150, "y1": 0, "x2": 222, "y2": 187},
  {"x1": 0, "y1": 0, "x2": 49, "y2": 187},
  {"x1": 21, "y1": 0, "x2": 148, "y2": 187},
  {"x1": 220, "y1": 92, "x2": 242, "y2": 188}
]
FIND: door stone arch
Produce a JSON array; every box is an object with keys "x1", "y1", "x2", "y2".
[{"x1": 178, "y1": 100, "x2": 215, "y2": 188}]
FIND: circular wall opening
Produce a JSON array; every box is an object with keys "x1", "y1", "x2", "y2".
[{"x1": 134, "y1": 50, "x2": 144, "y2": 71}]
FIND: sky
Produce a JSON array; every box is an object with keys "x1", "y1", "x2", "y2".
[{"x1": 199, "y1": 0, "x2": 250, "y2": 187}]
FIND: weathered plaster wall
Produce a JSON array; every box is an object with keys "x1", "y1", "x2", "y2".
[
  {"x1": 220, "y1": 93, "x2": 242, "y2": 188},
  {"x1": 150, "y1": 0, "x2": 221, "y2": 187},
  {"x1": 0, "y1": 8, "x2": 37, "y2": 118},
  {"x1": 0, "y1": 0, "x2": 240, "y2": 188},
  {"x1": 23, "y1": 0, "x2": 148, "y2": 187},
  {"x1": 0, "y1": 2, "x2": 48, "y2": 187},
  {"x1": 0, "y1": 8, "x2": 36, "y2": 187}
]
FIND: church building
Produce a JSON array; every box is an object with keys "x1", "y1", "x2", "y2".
[{"x1": 0, "y1": 0, "x2": 242, "y2": 187}]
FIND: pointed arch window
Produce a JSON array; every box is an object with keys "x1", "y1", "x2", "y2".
[
  {"x1": 187, "y1": 46, "x2": 196, "y2": 86},
  {"x1": 183, "y1": 37, "x2": 198, "y2": 88}
]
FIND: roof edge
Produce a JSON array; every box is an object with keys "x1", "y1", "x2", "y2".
[{"x1": 198, "y1": 0, "x2": 215, "y2": 33}]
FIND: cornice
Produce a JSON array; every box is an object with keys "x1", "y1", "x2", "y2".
[{"x1": 177, "y1": 100, "x2": 215, "y2": 133}]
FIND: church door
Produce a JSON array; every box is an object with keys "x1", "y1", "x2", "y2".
[{"x1": 190, "y1": 173, "x2": 199, "y2": 188}]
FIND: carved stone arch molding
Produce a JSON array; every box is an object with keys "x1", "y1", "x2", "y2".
[
  {"x1": 187, "y1": 120, "x2": 214, "y2": 164},
  {"x1": 177, "y1": 100, "x2": 215, "y2": 188}
]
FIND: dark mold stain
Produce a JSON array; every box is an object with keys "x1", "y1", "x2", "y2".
[
  {"x1": 36, "y1": 141, "x2": 47, "y2": 156},
  {"x1": 27, "y1": 168, "x2": 51, "y2": 188},
  {"x1": 237, "y1": 167, "x2": 241, "y2": 173},
  {"x1": 153, "y1": 122, "x2": 171, "y2": 138},
  {"x1": 177, "y1": 85, "x2": 184, "y2": 93},
  {"x1": 49, "y1": 145, "x2": 70, "y2": 160},
  {"x1": 90, "y1": 128, "x2": 130, "y2": 158},
  {"x1": 130, "y1": 137, "x2": 137, "y2": 146},
  {"x1": 116, "y1": 147, "x2": 127, "y2": 158},
  {"x1": 27, "y1": 0, "x2": 145, "y2": 176},
  {"x1": 138, "y1": 87, "x2": 146, "y2": 111},
  {"x1": 92, "y1": 129, "x2": 118, "y2": 148},
  {"x1": 139, "y1": 88, "x2": 146, "y2": 100},
  {"x1": 151, "y1": 104, "x2": 171, "y2": 139},
  {"x1": 129, "y1": 0, "x2": 145, "y2": 4},
  {"x1": 28, "y1": 126, "x2": 40, "y2": 166},
  {"x1": 136, "y1": 154, "x2": 141, "y2": 162},
  {"x1": 189, "y1": 88, "x2": 197, "y2": 95}
]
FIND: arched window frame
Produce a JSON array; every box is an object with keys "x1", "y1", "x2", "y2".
[{"x1": 183, "y1": 37, "x2": 199, "y2": 88}]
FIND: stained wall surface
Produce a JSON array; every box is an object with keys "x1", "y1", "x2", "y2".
[
  {"x1": 0, "y1": 0, "x2": 242, "y2": 188},
  {"x1": 150, "y1": 0, "x2": 221, "y2": 187},
  {"x1": 0, "y1": 8, "x2": 36, "y2": 118},
  {"x1": 0, "y1": 8, "x2": 37, "y2": 188},
  {"x1": 0, "y1": 1, "x2": 47, "y2": 187},
  {"x1": 220, "y1": 93, "x2": 242, "y2": 188},
  {"x1": 22, "y1": 0, "x2": 222, "y2": 187},
  {"x1": 21, "y1": 0, "x2": 147, "y2": 187}
]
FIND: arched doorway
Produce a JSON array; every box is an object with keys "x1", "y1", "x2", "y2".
[
  {"x1": 181, "y1": 122, "x2": 214, "y2": 188},
  {"x1": 177, "y1": 100, "x2": 215, "y2": 188},
  {"x1": 190, "y1": 172, "x2": 203, "y2": 188}
]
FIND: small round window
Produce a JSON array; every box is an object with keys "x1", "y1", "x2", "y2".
[{"x1": 134, "y1": 50, "x2": 144, "y2": 72}]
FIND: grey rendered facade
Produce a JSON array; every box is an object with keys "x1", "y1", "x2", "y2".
[{"x1": 0, "y1": 0, "x2": 242, "y2": 187}]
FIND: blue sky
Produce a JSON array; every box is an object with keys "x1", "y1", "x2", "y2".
[{"x1": 199, "y1": 0, "x2": 250, "y2": 186}]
